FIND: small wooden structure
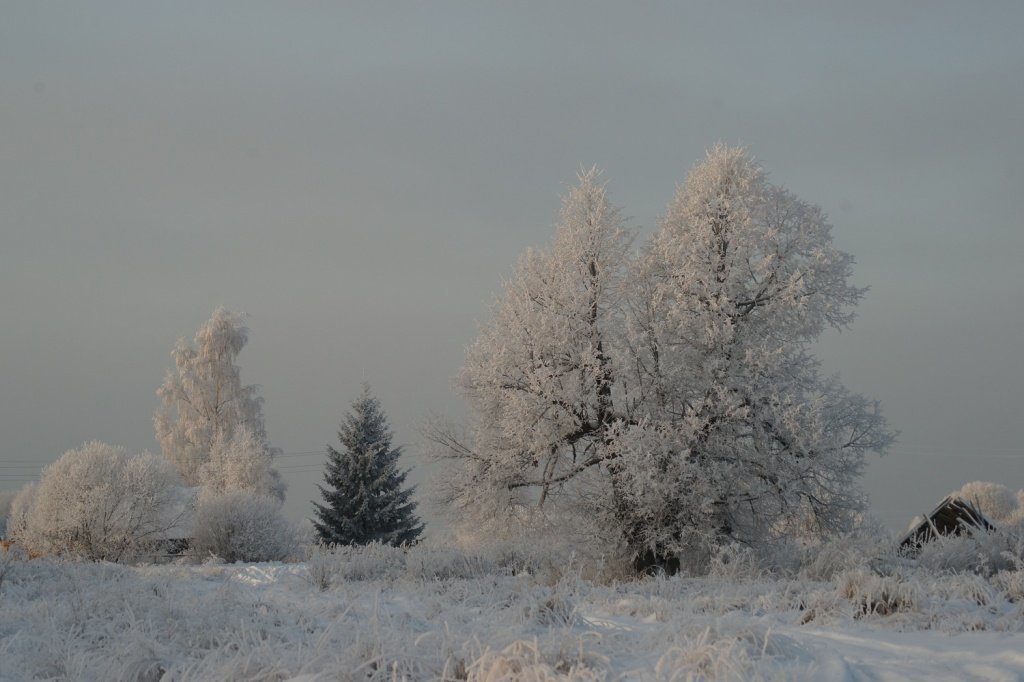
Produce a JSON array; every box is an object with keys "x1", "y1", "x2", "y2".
[{"x1": 899, "y1": 495, "x2": 996, "y2": 555}]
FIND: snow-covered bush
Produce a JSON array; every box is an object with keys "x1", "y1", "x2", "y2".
[
  {"x1": 707, "y1": 543, "x2": 764, "y2": 581},
  {"x1": 435, "y1": 497, "x2": 634, "y2": 582},
  {"x1": 404, "y1": 546, "x2": 504, "y2": 582},
  {"x1": 9, "y1": 443, "x2": 183, "y2": 562},
  {"x1": 992, "y1": 567, "x2": 1024, "y2": 603},
  {"x1": 305, "y1": 544, "x2": 335, "y2": 590},
  {"x1": 190, "y1": 490, "x2": 294, "y2": 563},
  {"x1": 302, "y1": 538, "x2": 587, "y2": 590},
  {"x1": 302, "y1": 541, "x2": 405, "y2": 585},
  {"x1": 915, "y1": 528, "x2": 1023, "y2": 576},
  {"x1": 837, "y1": 569, "x2": 920, "y2": 617}
]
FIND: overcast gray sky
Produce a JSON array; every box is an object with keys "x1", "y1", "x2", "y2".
[{"x1": 2, "y1": 2, "x2": 1022, "y2": 531}]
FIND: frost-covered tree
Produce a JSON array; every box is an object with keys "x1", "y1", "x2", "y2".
[
  {"x1": 313, "y1": 385, "x2": 423, "y2": 546},
  {"x1": 953, "y1": 481, "x2": 1021, "y2": 525},
  {"x1": 199, "y1": 424, "x2": 286, "y2": 502},
  {"x1": 10, "y1": 442, "x2": 183, "y2": 562},
  {"x1": 0, "y1": 490, "x2": 16, "y2": 539},
  {"x1": 434, "y1": 148, "x2": 894, "y2": 571},
  {"x1": 155, "y1": 307, "x2": 282, "y2": 488},
  {"x1": 5, "y1": 483, "x2": 36, "y2": 547},
  {"x1": 437, "y1": 168, "x2": 633, "y2": 531},
  {"x1": 619, "y1": 145, "x2": 893, "y2": 560}
]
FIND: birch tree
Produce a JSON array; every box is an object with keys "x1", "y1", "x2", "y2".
[{"x1": 155, "y1": 307, "x2": 280, "y2": 487}]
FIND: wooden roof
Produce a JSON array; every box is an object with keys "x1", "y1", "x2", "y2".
[{"x1": 899, "y1": 495, "x2": 996, "y2": 553}]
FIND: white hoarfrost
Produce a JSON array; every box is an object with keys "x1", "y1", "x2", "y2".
[
  {"x1": 199, "y1": 424, "x2": 286, "y2": 502},
  {"x1": 155, "y1": 307, "x2": 283, "y2": 491},
  {"x1": 7, "y1": 442, "x2": 183, "y2": 562},
  {"x1": 438, "y1": 167, "x2": 633, "y2": 554},
  {"x1": 153, "y1": 307, "x2": 288, "y2": 563},
  {"x1": 627, "y1": 145, "x2": 893, "y2": 555},
  {"x1": 190, "y1": 489, "x2": 294, "y2": 563},
  {"x1": 4, "y1": 539, "x2": 1024, "y2": 680},
  {"x1": 952, "y1": 481, "x2": 1024, "y2": 526},
  {"x1": 433, "y1": 148, "x2": 894, "y2": 568}
]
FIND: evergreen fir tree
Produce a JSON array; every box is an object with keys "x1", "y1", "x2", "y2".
[{"x1": 313, "y1": 384, "x2": 423, "y2": 546}]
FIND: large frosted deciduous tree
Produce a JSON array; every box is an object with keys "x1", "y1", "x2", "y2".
[
  {"x1": 313, "y1": 385, "x2": 423, "y2": 546},
  {"x1": 621, "y1": 145, "x2": 893, "y2": 560},
  {"x1": 438, "y1": 167, "x2": 634, "y2": 538},
  {"x1": 435, "y1": 148, "x2": 893, "y2": 570},
  {"x1": 155, "y1": 307, "x2": 282, "y2": 490}
]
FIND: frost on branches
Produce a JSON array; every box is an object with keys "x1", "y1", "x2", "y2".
[
  {"x1": 191, "y1": 489, "x2": 294, "y2": 563},
  {"x1": 314, "y1": 385, "x2": 423, "y2": 546},
  {"x1": 433, "y1": 149, "x2": 894, "y2": 571},
  {"x1": 8, "y1": 442, "x2": 183, "y2": 562},
  {"x1": 199, "y1": 425, "x2": 286, "y2": 502},
  {"x1": 154, "y1": 307, "x2": 283, "y2": 496}
]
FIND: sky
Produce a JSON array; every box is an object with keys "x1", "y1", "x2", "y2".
[{"x1": 2, "y1": 2, "x2": 1022, "y2": 532}]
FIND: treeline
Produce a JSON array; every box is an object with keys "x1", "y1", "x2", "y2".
[{"x1": 5, "y1": 145, "x2": 896, "y2": 573}]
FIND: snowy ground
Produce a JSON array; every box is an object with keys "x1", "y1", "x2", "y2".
[{"x1": 2, "y1": 545, "x2": 1024, "y2": 680}]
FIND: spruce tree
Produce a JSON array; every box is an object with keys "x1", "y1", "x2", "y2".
[{"x1": 313, "y1": 385, "x2": 423, "y2": 546}]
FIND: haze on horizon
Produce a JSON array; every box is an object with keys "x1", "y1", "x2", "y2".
[{"x1": 2, "y1": 2, "x2": 1022, "y2": 532}]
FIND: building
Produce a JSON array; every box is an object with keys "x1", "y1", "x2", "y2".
[{"x1": 899, "y1": 495, "x2": 996, "y2": 555}]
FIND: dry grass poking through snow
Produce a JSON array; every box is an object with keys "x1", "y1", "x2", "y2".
[{"x1": 2, "y1": 537, "x2": 1024, "y2": 680}]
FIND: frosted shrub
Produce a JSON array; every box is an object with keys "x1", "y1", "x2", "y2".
[
  {"x1": 993, "y1": 569, "x2": 1024, "y2": 602},
  {"x1": 10, "y1": 443, "x2": 183, "y2": 562},
  {"x1": 652, "y1": 631, "x2": 756, "y2": 682},
  {"x1": 191, "y1": 490, "x2": 293, "y2": 563},
  {"x1": 305, "y1": 544, "x2": 335, "y2": 590},
  {"x1": 314, "y1": 541, "x2": 408, "y2": 582},
  {"x1": 796, "y1": 530, "x2": 897, "y2": 581},
  {"x1": 802, "y1": 538, "x2": 863, "y2": 580},
  {"x1": 404, "y1": 546, "x2": 493, "y2": 582},
  {"x1": 837, "y1": 569, "x2": 920, "y2": 617},
  {"x1": 915, "y1": 529, "x2": 1020, "y2": 576},
  {"x1": 936, "y1": 572, "x2": 999, "y2": 607},
  {"x1": 523, "y1": 582, "x2": 579, "y2": 627},
  {"x1": 708, "y1": 543, "x2": 763, "y2": 581},
  {"x1": 467, "y1": 639, "x2": 604, "y2": 680}
]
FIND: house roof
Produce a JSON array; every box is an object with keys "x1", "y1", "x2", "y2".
[{"x1": 899, "y1": 494, "x2": 996, "y2": 550}]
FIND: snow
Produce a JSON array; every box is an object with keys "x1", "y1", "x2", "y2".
[{"x1": 3, "y1": 545, "x2": 1024, "y2": 680}]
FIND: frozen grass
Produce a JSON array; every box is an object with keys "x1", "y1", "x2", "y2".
[{"x1": 3, "y1": 539, "x2": 1024, "y2": 680}]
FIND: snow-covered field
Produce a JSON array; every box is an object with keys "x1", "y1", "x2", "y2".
[{"x1": 3, "y1": 544, "x2": 1024, "y2": 681}]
